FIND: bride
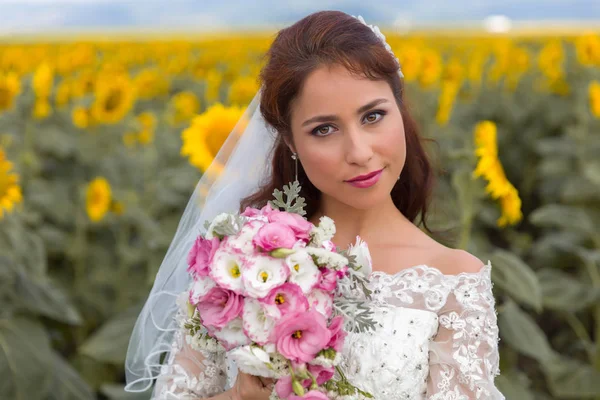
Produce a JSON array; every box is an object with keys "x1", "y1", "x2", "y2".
[{"x1": 125, "y1": 10, "x2": 505, "y2": 400}]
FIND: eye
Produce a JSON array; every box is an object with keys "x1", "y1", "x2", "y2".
[
  {"x1": 311, "y1": 124, "x2": 335, "y2": 137},
  {"x1": 363, "y1": 110, "x2": 386, "y2": 124}
]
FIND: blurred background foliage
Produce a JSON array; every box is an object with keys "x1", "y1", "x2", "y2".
[{"x1": 1, "y1": 28, "x2": 600, "y2": 399}]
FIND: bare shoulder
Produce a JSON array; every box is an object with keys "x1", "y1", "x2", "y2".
[{"x1": 430, "y1": 247, "x2": 486, "y2": 276}]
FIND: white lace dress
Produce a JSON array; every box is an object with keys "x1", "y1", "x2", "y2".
[{"x1": 154, "y1": 260, "x2": 505, "y2": 400}]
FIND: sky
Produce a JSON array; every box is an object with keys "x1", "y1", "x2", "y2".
[{"x1": 0, "y1": 0, "x2": 599, "y2": 34}]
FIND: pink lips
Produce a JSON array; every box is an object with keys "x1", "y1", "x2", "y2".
[{"x1": 345, "y1": 168, "x2": 384, "y2": 188}]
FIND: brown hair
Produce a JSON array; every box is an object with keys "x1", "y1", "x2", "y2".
[{"x1": 240, "y1": 10, "x2": 439, "y2": 236}]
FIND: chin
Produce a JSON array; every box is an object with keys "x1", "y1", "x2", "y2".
[{"x1": 339, "y1": 183, "x2": 394, "y2": 211}]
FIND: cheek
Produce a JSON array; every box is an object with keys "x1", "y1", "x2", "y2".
[{"x1": 297, "y1": 140, "x2": 341, "y2": 185}]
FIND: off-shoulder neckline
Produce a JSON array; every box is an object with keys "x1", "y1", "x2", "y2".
[{"x1": 368, "y1": 259, "x2": 492, "y2": 280}]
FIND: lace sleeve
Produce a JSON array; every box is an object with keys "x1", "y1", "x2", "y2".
[
  {"x1": 427, "y1": 264, "x2": 505, "y2": 400},
  {"x1": 153, "y1": 296, "x2": 229, "y2": 400}
]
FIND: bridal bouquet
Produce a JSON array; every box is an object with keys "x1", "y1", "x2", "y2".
[{"x1": 180, "y1": 181, "x2": 376, "y2": 399}]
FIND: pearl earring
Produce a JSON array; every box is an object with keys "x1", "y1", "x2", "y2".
[{"x1": 291, "y1": 152, "x2": 298, "y2": 182}]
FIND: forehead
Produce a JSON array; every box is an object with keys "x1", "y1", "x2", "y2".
[{"x1": 292, "y1": 64, "x2": 393, "y2": 121}]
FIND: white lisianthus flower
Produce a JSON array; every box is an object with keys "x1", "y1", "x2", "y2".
[
  {"x1": 285, "y1": 249, "x2": 320, "y2": 293},
  {"x1": 229, "y1": 345, "x2": 276, "y2": 377},
  {"x1": 228, "y1": 219, "x2": 265, "y2": 255},
  {"x1": 189, "y1": 275, "x2": 217, "y2": 304},
  {"x1": 242, "y1": 298, "x2": 276, "y2": 345},
  {"x1": 305, "y1": 247, "x2": 348, "y2": 271},
  {"x1": 347, "y1": 235, "x2": 372, "y2": 277},
  {"x1": 242, "y1": 255, "x2": 289, "y2": 299},
  {"x1": 307, "y1": 289, "x2": 334, "y2": 318},
  {"x1": 212, "y1": 317, "x2": 249, "y2": 349},
  {"x1": 209, "y1": 247, "x2": 245, "y2": 294}
]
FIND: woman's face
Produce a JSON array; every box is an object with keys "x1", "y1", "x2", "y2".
[{"x1": 289, "y1": 64, "x2": 406, "y2": 210}]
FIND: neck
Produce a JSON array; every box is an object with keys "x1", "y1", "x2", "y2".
[{"x1": 310, "y1": 193, "x2": 414, "y2": 249}]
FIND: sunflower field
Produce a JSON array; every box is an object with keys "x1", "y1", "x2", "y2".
[{"x1": 1, "y1": 28, "x2": 600, "y2": 399}]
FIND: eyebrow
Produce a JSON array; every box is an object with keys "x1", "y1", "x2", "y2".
[{"x1": 301, "y1": 98, "x2": 390, "y2": 127}]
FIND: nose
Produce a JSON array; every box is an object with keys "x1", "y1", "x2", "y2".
[{"x1": 344, "y1": 125, "x2": 373, "y2": 166}]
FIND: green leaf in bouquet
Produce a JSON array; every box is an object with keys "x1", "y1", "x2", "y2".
[
  {"x1": 0, "y1": 318, "x2": 54, "y2": 400},
  {"x1": 269, "y1": 180, "x2": 306, "y2": 216}
]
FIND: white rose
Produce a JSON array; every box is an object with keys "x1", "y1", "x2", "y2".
[
  {"x1": 229, "y1": 345, "x2": 276, "y2": 377},
  {"x1": 242, "y1": 254, "x2": 289, "y2": 299},
  {"x1": 285, "y1": 249, "x2": 320, "y2": 293},
  {"x1": 347, "y1": 235, "x2": 372, "y2": 277},
  {"x1": 242, "y1": 298, "x2": 276, "y2": 345}
]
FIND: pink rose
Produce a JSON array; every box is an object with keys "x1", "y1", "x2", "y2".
[
  {"x1": 260, "y1": 282, "x2": 309, "y2": 319},
  {"x1": 336, "y1": 265, "x2": 349, "y2": 279},
  {"x1": 240, "y1": 206, "x2": 261, "y2": 217},
  {"x1": 269, "y1": 211, "x2": 313, "y2": 241},
  {"x1": 290, "y1": 391, "x2": 329, "y2": 400},
  {"x1": 274, "y1": 309, "x2": 331, "y2": 363},
  {"x1": 253, "y1": 222, "x2": 297, "y2": 252},
  {"x1": 321, "y1": 240, "x2": 336, "y2": 252},
  {"x1": 197, "y1": 286, "x2": 244, "y2": 329},
  {"x1": 326, "y1": 315, "x2": 347, "y2": 352},
  {"x1": 315, "y1": 267, "x2": 337, "y2": 291},
  {"x1": 187, "y1": 236, "x2": 220, "y2": 278},
  {"x1": 260, "y1": 202, "x2": 278, "y2": 217},
  {"x1": 307, "y1": 364, "x2": 334, "y2": 385}
]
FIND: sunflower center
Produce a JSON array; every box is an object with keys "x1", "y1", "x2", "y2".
[
  {"x1": 259, "y1": 271, "x2": 269, "y2": 282},
  {"x1": 292, "y1": 330, "x2": 302, "y2": 339},
  {"x1": 275, "y1": 294, "x2": 285, "y2": 305},
  {"x1": 104, "y1": 89, "x2": 123, "y2": 112},
  {"x1": 229, "y1": 263, "x2": 241, "y2": 278}
]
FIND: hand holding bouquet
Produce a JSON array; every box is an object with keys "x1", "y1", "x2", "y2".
[{"x1": 181, "y1": 182, "x2": 376, "y2": 399}]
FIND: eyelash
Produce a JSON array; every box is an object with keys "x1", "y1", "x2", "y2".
[{"x1": 311, "y1": 110, "x2": 387, "y2": 137}]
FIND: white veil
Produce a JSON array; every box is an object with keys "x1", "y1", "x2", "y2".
[
  {"x1": 124, "y1": 13, "x2": 403, "y2": 395},
  {"x1": 124, "y1": 88, "x2": 276, "y2": 392}
]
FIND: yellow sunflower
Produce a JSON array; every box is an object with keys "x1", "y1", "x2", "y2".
[
  {"x1": 91, "y1": 73, "x2": 136, "y2": 124},
  {"x1": 472, "y1": 121, "x2": 523, "y2": 227},
  {"x1": 86, "y1": 177, "x2": 112, "y2": 222},
  {"x1": 72, "y1": 106, "x2": 91, "y2": 129},
  {"x1": 228, "y1": 75, "x2": 259, "y2": 106},
  {"x1": 32, "y1": 63, "x2": 54, "y2": 99},
  {"x1": 170, "y1": 91, "x2": 200, "y2": 125},
  {"x1": 0, "y1": 147, "x2": 23, "y2": 219},
  {"x1": 181, "y1": 103, "x2": 245, "y2": 173},
  {"x1": 589, "y1": 81, "x2": 600, "y2": 118},
  {"x1": 0, "y1": 72, "x2": 21, "y2": 112}
]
